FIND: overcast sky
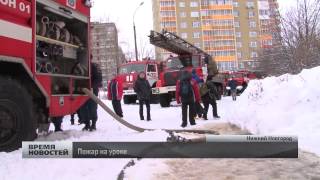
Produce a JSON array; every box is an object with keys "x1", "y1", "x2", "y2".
[{"x1": 91, "y1": 0, "x2": 293, "y2": 57}]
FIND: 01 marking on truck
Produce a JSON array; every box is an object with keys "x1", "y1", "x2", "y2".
[{"x1": 0, "y1": 0, "x2": 31, "y2": 14}]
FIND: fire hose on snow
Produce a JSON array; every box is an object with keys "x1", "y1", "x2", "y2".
[{"x1": 82, "y1": 88, "x2": 219, "y2": 135}]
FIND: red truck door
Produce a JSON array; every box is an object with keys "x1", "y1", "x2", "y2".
[{"x1": 146, "y1": 63, "x2": 158, "y2": 87}]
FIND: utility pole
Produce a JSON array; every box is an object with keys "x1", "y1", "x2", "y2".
[{"x1": 133, "y1": 2, "x2": 144, "y2": 61}]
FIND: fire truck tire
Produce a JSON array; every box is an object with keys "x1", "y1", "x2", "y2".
[
  {"x1": 159, "y1": 94, "x2": 171, "y2": 107},
  {"x1": 0, "y1": 77, "x2": 36, "y2": 152},
  {"x1": 123, "y1": 96, "x2": 130, "y2": 104},
  {"x1": 123, "y1": 95, "x2": 137, "y2": 104},
  {"x1": 150, "y1": 94, "x2": 160, "y2": 104}
]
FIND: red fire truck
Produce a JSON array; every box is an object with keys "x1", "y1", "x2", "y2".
[
  {"x1": 0, "y1": 0, "x2": 92, "y2": 151},
  {"x1": 149, "y1": 30, "x2": 224, "y2": 107},
  {"x1": 223, "y1": 70, "x2": 258, "y2": 95},
  {"x1": 116, "y1": 60, "x2": 160, "y2": 104}
]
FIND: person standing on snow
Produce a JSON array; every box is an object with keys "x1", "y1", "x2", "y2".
[
  {"x1": 227, "y1": 76, "x2": 238, "y2": 101},
  {"x1": 191, "y1": 69, "x2": 204, "y2": 118},
  {"x1": 176, "y1": 71, "x2": 200, "y2": 127},
  {"x1": 201, "y1": 75, "x2": 220, "y2": 120},
  {"x1": 81, "y1": 62, "x2": 103, "y2": 131},
  {"x1": 107, "y1": 77, "x2": 123, "y2": 118},
  {"x1": 134, "y1": 72, "x2": 152, "y2": 121}
]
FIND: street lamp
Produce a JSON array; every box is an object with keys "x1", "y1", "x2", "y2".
[{"x1": 133, "y1": 1, "x2": 144, "y2": 61}]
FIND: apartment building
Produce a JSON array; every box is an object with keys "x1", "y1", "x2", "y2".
[
  {"x1": 152, "y1": 0, "x2": 280, "y2": 71},
  {"x1": 91, "y1": 22, "x2": 126, "y2": 85}
]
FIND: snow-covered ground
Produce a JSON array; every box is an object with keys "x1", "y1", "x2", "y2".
[
  {"x1": 1, "y1": 66, "x2": 319, "y2": 180},
  {"x1": 221, "y1": 66, "x2": 320, "y2": 156},
  {"x1": 0, "y1": 97, "x2": 223, "y2": 180}
]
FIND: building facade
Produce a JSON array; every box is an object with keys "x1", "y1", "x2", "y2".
[
  {"x1": 152, "y1": 0, "x2": 280, "y2": 71},
  {"x1": 91, "y1": 22, "x2": 126, "y2": 85}
]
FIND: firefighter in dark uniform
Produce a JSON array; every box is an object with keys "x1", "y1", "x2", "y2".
[{"x1": 81, "y1": 62, "x2": 102, "y2": 131}]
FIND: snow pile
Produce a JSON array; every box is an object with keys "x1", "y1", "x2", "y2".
[{"x1": 223, "y1": 66, "x2": 320, "y2": 155}]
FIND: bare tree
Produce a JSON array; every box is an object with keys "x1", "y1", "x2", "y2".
[
  {"x1": 258, "y1": 0, "x2": 320, "y2": 76},
  {"x1": 139, "y1": 38, "x2": 155, "y2": 60},
  {"x1": 281, "y1": 0, "x2": 320, "y2": 73}
]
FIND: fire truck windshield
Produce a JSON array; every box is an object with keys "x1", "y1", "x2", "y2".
[
  {"x1": 231, "y1": 73, "x2": 243, "y2": 78},
  {"x1": 167, "y1": 57, "x2": 183, "y2": 69},
  {"x1": 119, "y1": 64, "x2": 146, "y2": 74}
]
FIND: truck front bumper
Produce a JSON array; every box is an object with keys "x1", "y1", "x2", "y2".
[{"x1": 152, "y1": 86, "x2": 176, "y2": 94}]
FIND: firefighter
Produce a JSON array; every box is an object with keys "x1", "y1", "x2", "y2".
[
  {"x1": 107, "y1": 77, "x2": 123, "y2": 118},
  {"x1": 227, "y1": 76, "x2": 238, "y2": 101},
  {"x1": 70, "y1": 110, "x2": 83, "y2": 125},
  {"x1": 81, "y1": 62, "x2": 102, "y2": 131},
  {"x1": 201, "y1": 75, "x2": 220, "y2": 120},
  {"x1": 191, "y1": 69, "x2": 204, "y2": 118},
  {"x1": 51, "y1": 117, "x2": 64, "y2": 132},
  {"x1": 176, "y1": 71, "x2": 200, "y2": 127},
  {"x1": 134, "y1": 72, "x2": 152, "y2": 121}
]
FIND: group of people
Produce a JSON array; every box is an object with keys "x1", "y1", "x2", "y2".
[
  {"x1": 107, "y1": 69, "x2": 221, "y2": 128},
  {"x1": 63, "y1": 68, "x2": 224, "y2": 131},
  {"x1": 176, "y1": 70, "x2": 220, "y2": 127},
  {"x1": 107, "y1": 71, "x2": 152, "y2": 121}
]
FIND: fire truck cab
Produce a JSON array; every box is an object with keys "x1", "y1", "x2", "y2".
[
  {"x1": 0, "y1": 0, "x2": 92, "y2": 151},
  {"x1": 117, "y1": 60, "x2": 160, "y2": 104}
]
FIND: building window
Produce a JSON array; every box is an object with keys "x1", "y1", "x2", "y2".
[
  {"x1": 233, "y1": 10, "x2": 239, "y2": 17},
  {"x1": 259, "y1": 9, "x2": 269, "y2": 16},
  {"x1": 237, "y1": 52, "x2": 242, "y2": 59},
  {"x1": 249, "y1": 31, "x2": 257, "y2": 37},
  {"x1": 250, "y1": 41, "x2": 257, "y2": 47},
  {"x1": 180, "y1": 22, "x2": 187, "y2": 28},
  {"x1": 191, "y1": 11, "x2": 199, "y2": 17},
  {"x1": 248, "y1": 11, "x2": 255, "y2": 18},
  {"x1": 263, "y1": 39, "x2": 273, "y2": 46},
  {"x1": 233, "y1": 2, "x2": 239, "y2": 7},
  {"x1": 190, "y1": 1, "x2": 198, "y2": 7},
  {"x1": 179, "y1": 2, "x2": 185, "y2": 7},
  {"x1": 251, "y1": 52, "x2": 258, "y2": 58},
  {"x1": 180, "y1": 12, "x2": 186, "y2": 17},
  {"x1": 236, "y1": 42, "x2": 242, "y2": 48},
  {"x1": 181, "y1": 33, "x2": 188, "y2": 39},
  {"x1": 193, "y1": 32, "x2": 201, "y2": 38},
  {"x1": 192, "y1": 21, "x2": 201, "y2": 28},
  {"x1": 194, "y1": 42, "x2": 201, "y2": 48},
  {"x1": 234, "y1": 21, "x2": 240, "y2": 28},
  {"x1": 239, "y1": 62, "x2": 244, "y2": 68},
  {"x1": 246, "y1": 1, "x2": 254, "y2": 8},
  {"x1": 236, "y1": 32, "x2": 241, "y2": 37},
  {"x1": 249, "y1": 21, "x2": 256, "y2": 28}
]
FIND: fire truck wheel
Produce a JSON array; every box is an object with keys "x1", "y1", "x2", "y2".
[
  {"x1": 150, "y1": 94, "x2": 160, "y2": 104},
  {"x1": 123, "y1": 96, "x2": 130, "y2": 104},
  {"x1": 123, "y1": 95, "x2": 136, "y2": 104},
  {"x1": 159, "y1": 94, "x2": 171, "y2": 107},
  {"x1": 0, "y1": 77, "x2": 36, "y2": 152}
]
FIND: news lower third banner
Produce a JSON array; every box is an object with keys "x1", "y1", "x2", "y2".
[{"x1": 22, "y1": 135, "x2": 298, "y2": 158}]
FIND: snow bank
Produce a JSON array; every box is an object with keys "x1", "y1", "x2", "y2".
[{"x1": 222, "y1": 66, "x2": 320, "y2": 155}]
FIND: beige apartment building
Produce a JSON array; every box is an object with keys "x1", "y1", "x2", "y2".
[
  {"x1": 152, "y1": 0, "x2": 280, "y2": 71},
  {"x1": 91, "y1": 22, "x2": 126, "y2": 85}
]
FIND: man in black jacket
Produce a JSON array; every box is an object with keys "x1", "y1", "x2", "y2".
[
  {"x1": 202, "y1": 75, "x2": 220, "y2": 120},
  {"x1": 227, "y1": 76, "x2": 238, "y2": 101},
  {"x1": 134, "y1": 72, "x2": 152, "y2": 121}
]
